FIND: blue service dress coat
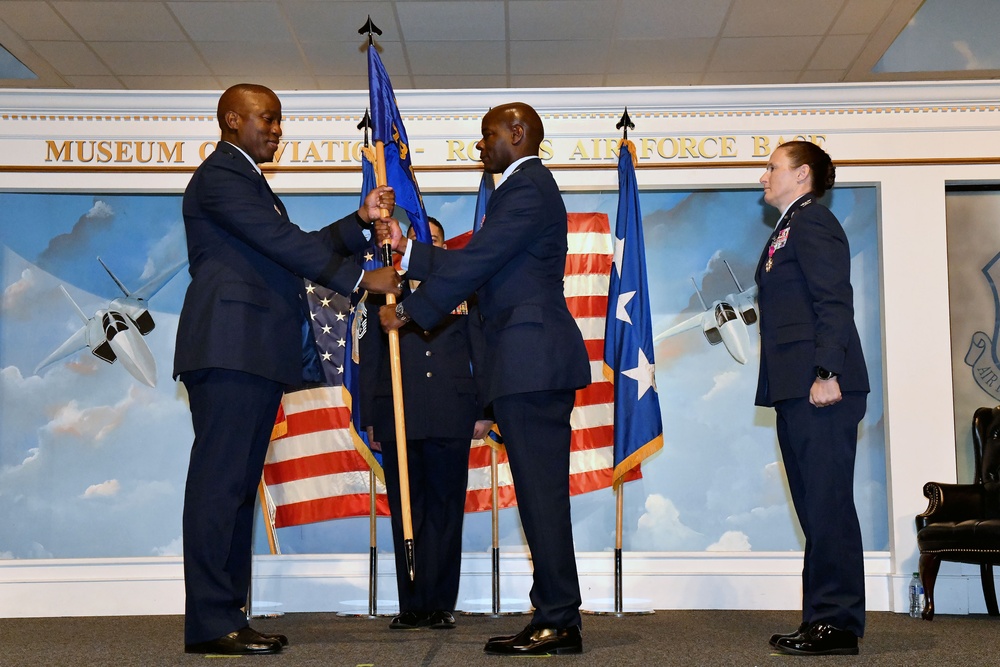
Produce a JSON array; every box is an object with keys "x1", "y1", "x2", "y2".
[
  {"x1": 754, "y1": 193, "x2": 869, "y2": 406},
  {"x1": 359, "y1": 286, "x2": 486, "y2": 613},
  {"x1": 174, "y1": 140, "x2": 372, "y2": 385},
  {"x1": 399, "y1": 157, "x2": 591, "y2": 629},
  {"x1": 754, "y1": 192, "x2": 870, "y2": 637},
  {"x1": 173, "y1": 140, "x2": 374, "y2": 644}
]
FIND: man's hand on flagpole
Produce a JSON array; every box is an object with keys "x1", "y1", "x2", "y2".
[
  {"x1": 376, "y1": 217, "x2": 409, "y2": 254},
  {"x1": 361, "y1": 266, "x2": 403, "y2": 297},
  {"x1": 379, "y1": 303, "x2": 408, "y2": 331},
  {"x1": 359, "y1": 185, "x2": 395, "y2": 223},
  {"x1": 374, "y1": 217, "x2": 407, "y2": 253}
]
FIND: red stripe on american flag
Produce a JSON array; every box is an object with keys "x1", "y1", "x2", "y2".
[
  {"x1": 576, "y1": 381, "x2": 613, "y2": 406},
  {"x1": 275, "y1": 493, "x2": 390, "y2": 528},
  {"x1": 571, "y1": 424, "x2": 613, "y2": 451},
  {"x1": 264, "y1": 450, "x2": 369, "y2": 485},
  {"x1": 464, "y1": 485, "x2": 519, "y2": 513},
  {"x1": 568, "y1": 212, "x2": 616, "y2": 234},
  {"x1": 281, "y1": 406, "x2": 350, "y2": 436},
  {"x1": 583, "y1": 338, "x2": 604, "y2": 360},
  {"x1": 565, "y1": 295, "x2": 608, "y2": 319},
  {"x1": 566, "y1": 253, "x2": 613, "y2": 276}
]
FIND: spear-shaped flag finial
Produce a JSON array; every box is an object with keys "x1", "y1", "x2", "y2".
[
  {"x1": 357, "y1": 108, "x2": 372, "y2": 147},
  {"x1": 358, "y1": 16, "x2": 382, "y2": 46},
  {"x1": 616, "y1": 107, "x2": 635, "y2": 140}
]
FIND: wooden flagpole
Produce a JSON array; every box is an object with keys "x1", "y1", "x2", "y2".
[
  {"x1": 258, "y1": 479, "x2": 279, "y2": 556},
  {"x1": 372, "y1": 140, "x2": 415, "y2": 581}
]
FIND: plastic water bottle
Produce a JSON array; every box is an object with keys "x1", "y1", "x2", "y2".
[{"x1": 908, "y1": 572, "x2": 924, "y2": 618}]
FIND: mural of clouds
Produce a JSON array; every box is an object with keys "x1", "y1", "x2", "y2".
[
  {"x1": 0, "y1": 186, "x2": 887, "y2": 561},
  {"x1": 82, "y1": 479, "x2": 121, "y2": 498}
]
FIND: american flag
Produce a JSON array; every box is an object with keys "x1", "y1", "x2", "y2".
[
  {"x1": 264, "y1": 212, "x2": 635, "y2": 527},
  {"x1": 262, "y1": 283, "x2": 390, "y2": 528}
]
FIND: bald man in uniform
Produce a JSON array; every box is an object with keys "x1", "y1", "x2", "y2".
[
  {"x1": 381, "y1": 103, "x2": 590, "y2": 656},
  {"x1": 175, "y1": 83, "x2": 400, "y2": 655}
]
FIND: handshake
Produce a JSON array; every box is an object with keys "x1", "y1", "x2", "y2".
[{"x1": 355, "y1": 185, "x2": 411, "y2": 299}]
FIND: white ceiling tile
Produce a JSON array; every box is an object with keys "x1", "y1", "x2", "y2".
[
  {"x1": 724, "y1": 0, "x2": 843, "y2": 37},
  {"x1": 831, "y1": 0, "x2": 896, "y2": 34},
  {"x1": 0, "y1": 1, "x2": 77, "y2": 40},
  {"x1": 0, "y1": 0, "x2": 984, "y2": 92},
  {"x1": 283, "y1": 1, "x2": 397, "y2": 42},
  {"x1": 412, "y1": 74, "x2": 509, "y2": 89},
  {"x1": 709, "y1": 36, "x2": 821, "y2": 72},
  {"x1": 27, "y1": 41, "x2": 111, "y2": 76},
  {"x1": 702, "y1": 70, "x2": 801, "y2": 85},
  {"x1": 797, "y1": 70, "x2": 848, "y2": 84},
  {"x1": 406, "y1": 41, "x2": 506, "y2": 75},
  {"x1": 52, "y1": 1, "x2": 187, "y2": 41},
  {"x1": 90, "y1": 41, "x2": 211, "y2": 76},
  {"x1": 605, "y1": 39, "x2": 714, "y2": 74},
  {"x1": 198, "y1": 41, "x2": 306, "y2": 77},
  {"x1": 117, "y1": 75, "x2": 222, "y2": 90},
  {"x1": 510, "y1": 74, "x2": 607, "y2": 88},
  {"x1": 63, "y1": 75, "x2": 125, "y2": 88},
  {"x1": 314, "y1": 75, "x2": 371, "y2": 91},
  {"x1": 809, "y1": 34, "x2": 868, "y2": 71},
  {"x1": 610, "y1": 71, "x2": 704, "y2": 86},
  {"x1": 167, "y1": 1, "x2": 293, "y2": 42},
  {"x1": 396, "y1": 1, "x2": 506, "y2": 42},
  {"x1": 302, "y1": 40, "x2": 406, "y2": 77},
  {"x1": 616, "y1": 0, "x2": 731, "y2": 40},
  {"x1": 510, "y1": 40, "x2": 610, "y2": 75},
  {"x1": 509, "y1": 1, "x2": 619, "y2": 40}
]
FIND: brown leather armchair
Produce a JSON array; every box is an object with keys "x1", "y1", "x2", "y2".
[{"x1": 915, "y1": 406, "x2": 1000, "y2": 619}]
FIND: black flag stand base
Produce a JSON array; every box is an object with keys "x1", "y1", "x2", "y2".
[
  {"x1": 459, "y1": 445, "x2": 529, "y2": 617},
  {"x1": 338, "y1": 470, "x2": 398, "y2": 618},
  {"x1": 582, "y1": 485, "x2": 654, "y2": 617},
  {"x1": 459, "y1": 547, "x2": 531, "y2": 617},
  {"x1": 581, "y1": 547, "x2": 655, "y2": 617}
]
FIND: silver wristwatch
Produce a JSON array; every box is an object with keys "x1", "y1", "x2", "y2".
[{"x1": 395, "y1": 302, "x2": 411, "y2": 324}]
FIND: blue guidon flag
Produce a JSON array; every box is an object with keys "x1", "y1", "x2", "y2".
[
  {"x1": 603, "y1": 139, "x2": 664, "y2": 489},
  {"x1": 367, "y1": 43, "x2": 431, "y2": 244}
]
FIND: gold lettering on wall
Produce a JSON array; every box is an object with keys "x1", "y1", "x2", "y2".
[
  {"x1": 45, "y1": 140, "x2": 185, "y2": 164},
  {"x1": 36, "y1": 134, "x2": 827, "y2": 168}
]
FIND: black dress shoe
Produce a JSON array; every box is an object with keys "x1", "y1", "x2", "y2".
[
  {"x1": 484, "y1": 623, "x2": 583, "y2": 655},
  {"x1": 184, "y1": 627, "x2": 282, "y2": 654},
  {"x1": 251, "y1": 628, "x2": 289, "y2": 647},
  {"x1": 774, "y1": 622, "x2": 858, "y2": 656},
  {"x1": 769, "y1": 622, "x2": 808, "y2": 647},
  {"x1": 389, "y1": 611, "x2": 430, "y2": 630},
  {"x1": 428, "y1": 610, "x2": 456, "y2": 629}
]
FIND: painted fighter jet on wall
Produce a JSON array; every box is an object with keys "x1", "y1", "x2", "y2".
[
  {"x1": 654, "y1": 260, "x2": 758, "y2": 365},
  {"x1": 35, "y1": 257, "x2": 186, "y2": 387}
]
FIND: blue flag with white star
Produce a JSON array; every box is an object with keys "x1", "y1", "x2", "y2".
[
  {"x1": 603, "y1": 139, "x2": 663, "y2": 489},
  {"x1": 368, "y1": 44, "x2": 431, "y2": 245}
]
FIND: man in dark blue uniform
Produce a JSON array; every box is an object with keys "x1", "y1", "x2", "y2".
[
  {"x1": 173, "y1": 83, "x2": 400, "y2": 655},
  {"x1": 379, "y1": 102, "x2": 591, "y2": 656},
  {"x1": 756, "y1": 140, "x2": 869, "y2": 656},
  {"x1": 359, "y1": 218, "x2": 491, "y2": 631}
]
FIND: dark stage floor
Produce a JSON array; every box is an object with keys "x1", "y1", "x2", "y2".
[{"x1": 2, "y1": 609, "x2": 996, "y2": 666}]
